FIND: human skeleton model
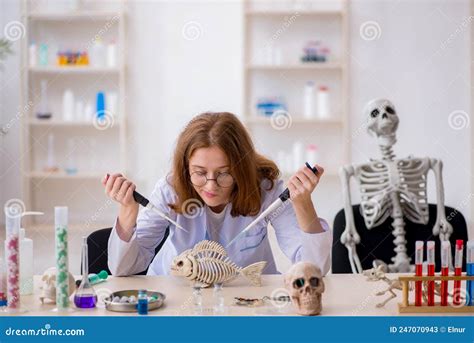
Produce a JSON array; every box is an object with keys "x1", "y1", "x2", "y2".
[{"x1": 339, "y1": 99, "x2": 453, "y2": 273}]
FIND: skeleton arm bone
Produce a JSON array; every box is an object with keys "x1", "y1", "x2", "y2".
[
  {"x1": 339, "y1": 165, "x2": 363, "y2": 273},
  {"x1": 429, "y1": 158, "x2": 453, "y2": 240}
]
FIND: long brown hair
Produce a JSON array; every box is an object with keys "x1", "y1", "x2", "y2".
[{"x1": 168, "y1": 112, "x2": 280, "y2": 217}]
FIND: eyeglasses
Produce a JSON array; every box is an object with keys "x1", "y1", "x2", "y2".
[{"x1": 190, "y1": 171, "x2": 234, "y2": 188}]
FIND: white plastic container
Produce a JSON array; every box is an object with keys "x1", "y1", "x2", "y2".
[
  {"x1": 316, "y1": 85, "x2": 330, "y2": 119},
  {"x1": 106, "y1": 41, "x2": 117, "y2": 68},
  {"x1": 29, "y1": 43, "x2": 37, "y2": 67},
  {"x1": 62, "y1": 89, "x2": 75, "y2": 121},
  {"x1": 75, "y1": 101, "x2": 84, "y2": 122},
  {"x1": 45, "y1": 133, "x2": 58, "y2": 172},
  {"x1": 303, "y1": 81, "x2": 315, "y2": 119},
  {"x1": 107, "y1": 91, "x2": 118, "y2": 117},
  {"x1": 84, "y1": 102, "x2": 94, "y2": 123},
  {"x1": 90, "y1": 39, "x2": 106, "y2": 67},
  {"x1": 19, "y1": 228, "x2": 33, "y2": 295},
  {"x1": 306, "y1": 144, "x2": 320, "y2": 165},
  {"x1": 273, "y1": 46, "x2": 282, "y2": 65},
  {"x1": 292, "y1": 141, "x2": 304, "y2": 171}
]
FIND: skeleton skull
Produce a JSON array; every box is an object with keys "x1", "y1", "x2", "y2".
[
  {"x1": 365, "y1": 98, "x2": 399, "y2": 144},
  {"x1": 284, "y1": 262, "x2": 325, "y2": 316},
  {"x1": 170, "y1": 254, "x2": 194, "y2": 279},
  {"x1": 39, "y1": 267, "x2": 76, "y2": 304}
]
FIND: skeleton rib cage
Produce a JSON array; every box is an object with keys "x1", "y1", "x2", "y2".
[
  {"x1": 356, "y1": 156, "x2": 431, "y2": 229},
  {"x1": 191, "y1": 241, "x2": 240, "y2": 284}
]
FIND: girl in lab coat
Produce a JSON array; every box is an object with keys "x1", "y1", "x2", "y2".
[{"x1": 104, "y1": 112, "x2": 332, "y2": 276}]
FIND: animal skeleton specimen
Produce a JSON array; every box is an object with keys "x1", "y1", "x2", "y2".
[
  {"x1": 39, "y1": 267, "x2": 76, "y2": 304},
  {"x1": 340, "y1": 99, "x2": 452, "y2": 273},
  {"x1": 170, "y1": 240, "x2": 267, "y2": 287},
  {"x1": 363, "y1": 264, "x2": 452, "y2": 307},
  {"x1": 363, "y1": 264, "x2": 404, "y2": 307}
]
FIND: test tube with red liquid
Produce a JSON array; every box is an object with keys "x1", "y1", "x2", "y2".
[
  {"x1": 415, "y1": 241, "x2": 423, "y2": 306},
  {"x1": 453, "y1": 240, "x2": 464, "y2": 306},
  {"x1": 440, "y1": 240, "x2": 451, "y2": 306},
  {"x1": 427, "y1": 241, "x2": 435, "y2": 306}
]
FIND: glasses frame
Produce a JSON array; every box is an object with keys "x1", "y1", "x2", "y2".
[{"x1": 189, "y1": 171, "x2": 235, "y2": 188}]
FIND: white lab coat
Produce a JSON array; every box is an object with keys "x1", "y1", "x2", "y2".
[{"x1": 108, "y1": 176, "x2": 332, "y2": 276}]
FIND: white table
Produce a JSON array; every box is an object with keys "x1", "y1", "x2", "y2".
[{"x1": 7, "y1": 274, "x2": 470, "y2": 316}]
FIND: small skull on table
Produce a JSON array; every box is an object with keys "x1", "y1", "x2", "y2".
[{"x1": 284, "y1": 262, "x2": 325, "y2": 316}]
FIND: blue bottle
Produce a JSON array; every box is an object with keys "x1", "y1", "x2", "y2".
[
  {"x1": 137, "y1": 289, "x2": 148, "y2": 315},
  {"x1": 467, "y1": 241, "x2": 473, "y2": 306},
  {"x1": 96, "y1": 91, "x2": 106, "y2": 119}
]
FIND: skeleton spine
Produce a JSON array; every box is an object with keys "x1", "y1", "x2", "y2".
[{"x1": 380, "y1": 145, "x2": 396, "y2": 161}]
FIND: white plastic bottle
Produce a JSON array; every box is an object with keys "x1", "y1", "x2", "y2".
[
  {"x1": 62, "y1": 89, "x2": 75, "y2": 121},
  {"x1": 75, "y1": 100, "x2": 84, "y2": 122},
  {"x1": 19, "y1": 228, "x2": 33, "y2": 295},
  {"x1": 292, "y1": 141, "x2": 304, "y2": 172},
  {"x1": 303, "y1": 81, "x2": 315, "y2": 119},
  {"x1": 29, "y1": 43, "x2": 37, "y2": 67},
  {"x1": 90, "y1": 38, "x2": 106, "y2": 67},
  {"x1": 107, "y1": 91, "x2": 118, "y2": 117},
  {"x1": 106, "y1": 41, "x2": 117, "y2": 68},
  {"x1": 316, "y1": 85, "x2": 330, "y2": 119},
  {"x1": 84, "y1": 102, "x2": 94, "y2": 123},
  {"x1": 45, "y1": 133, "x2": 57, "y2": 172},
  {"x1": 306, "y1": 144, "x2": 319, "y2": 165}
]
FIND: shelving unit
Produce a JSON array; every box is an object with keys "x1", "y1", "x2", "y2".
[
  {"x1": 20, "y1": 0, "x2": 127, "y2": 224},
  {"x1": 471, "y1": 0, "x2": 474, "y2": 233},
  {"x1": 245, "y1": 62, "x2": 343, "y2": 70},
  {"x1": 242, "y1": 0, "x2": 349, "y2": 219},
  {"x1": 29, "y1": 66, "x2": 121, "y2": 74}
]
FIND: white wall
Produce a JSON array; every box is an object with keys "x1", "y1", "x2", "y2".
[
  {"x1": 126, "y1": 0, "x2": 243, "y2": 193},
  {"x1": 1, "y1": 0, "x2": 472, "y2": 239},
  {"x1": 0, "y1": 0, "x2": 22, "y2": 223}
]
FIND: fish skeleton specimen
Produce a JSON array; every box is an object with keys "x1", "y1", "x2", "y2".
[{"x1": 170, "y1": 240, "x2": 267, "y2": 287}]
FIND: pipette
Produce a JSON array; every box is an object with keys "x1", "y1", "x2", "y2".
[
  {"x1": 104, "y1": 174, "x2": 188, "y2": 233},
  {"x1": 226, "y1": 162, "x2": 318, "y2": 248}
]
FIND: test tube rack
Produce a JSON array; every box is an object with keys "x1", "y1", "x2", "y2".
[{"x1": 398, "y1": 274, "x2": 474, "y2": 313}]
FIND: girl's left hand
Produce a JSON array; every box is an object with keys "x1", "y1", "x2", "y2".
[{"x1": 287, "y1": 164, "x2": 324, "y2": 203}]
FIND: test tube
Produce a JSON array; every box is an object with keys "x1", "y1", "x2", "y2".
[
  {"x1": 415, "y1": 241, "x2": 423, "y2": 306},
  {"x1": 453, "y1": 240, "x2": 463, "y2": 306},
  {"x1": 5, "y1": 209, "x2": 21, "y2": 312},
  {"x1": 440, "y1": 241, "x2": 451, "y2": 306},
  {"x1": 466, "y1": 241, "x2": 473, "y2": 306},
  {"x1": 55, "y1": 206, "x2": 70, "y2": 311},
  {"x1": 426, "y1": 241, "x2": 435, "y2": 306}
]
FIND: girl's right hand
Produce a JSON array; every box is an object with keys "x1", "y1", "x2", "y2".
[
  {"x1": 102, "y1": 173, "x2": 139, "y2": 237},
  {"x1": 102, "y1": 173, "x2": 137, "y2": 207}
]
